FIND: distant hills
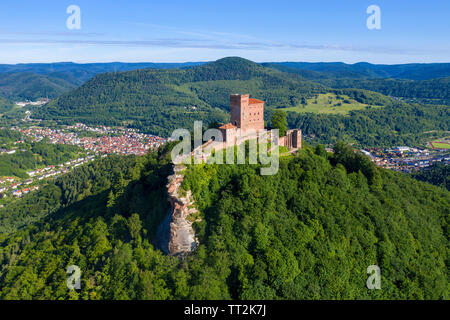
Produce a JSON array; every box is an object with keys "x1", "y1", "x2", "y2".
[
  {"x1": 317, "y1": 77, "x2": 450, "y2": 106},
  {"x1": 0, "y1": 62, "x2": 204, "y2": 84},
  {"x1": 0, "y1": 62, "x2": 204, "y2": 102},
  {"x1": 35, "y1": 57, "x2": 326, "y2": 137},
  {"x1": 0, "y1": 60, "x2": 448, "y2": 300},
  {"x1": 0, "y1": 72, "x2": 77, "y2": 101},
  {"x1": 1, "y1": 59, "x2": 449, "y2": 103},
  {"x1": 3, "y1": 60, "x2": 450, "y2": 81},
  {"x1": 264, "y1": 62, "x2": 450, "y2": 105},
  {"x1": 32, "y1": 57, "x2": 449, "y2": 148},
  {"x1": 263, "y1": 62, "x2": 450, "y2": 80}
]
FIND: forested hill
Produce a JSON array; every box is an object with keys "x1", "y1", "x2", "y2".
[
  {"x1": 0, "y1": 62, "x2": 205, "y2": 103},
  {"x1": 2, "y1": 59, "x2": 449, "y2": 104},
  {"x1": 0, "y1": 72, "x2": 77, "y2": 101},
  {"x1": 0, "y1": 143, "x2": 448, "y2": 299},
  {"x1": 311, "y1": 77, "x2": 450, "y2": 106},
  {"x1": 263, "y1": 62, "x2": 450, "y2": 80},
  {"x1": 0, "y1": 62, "x2": 205, "y2": 84},
  {"x1": 35, "y1": 57, "x2": 449, "y2": 147},
  {"x1": 264, "y1": 63, "x2": 450, "y2": 106},
  {"x1": 35, "y1": 57, "x2": 326, "y2": 136}
]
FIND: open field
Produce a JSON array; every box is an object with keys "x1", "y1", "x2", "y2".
[
  {"x1": 280, "y1": 93, "x2": 382, "y2": 115},
  {"x1": 430, "y1": 140, "x2": 450, "y2": 149}
]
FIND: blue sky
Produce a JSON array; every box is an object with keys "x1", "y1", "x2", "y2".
[{"x1": 0, "y1": 0, "x2": 449, "y2": 64}]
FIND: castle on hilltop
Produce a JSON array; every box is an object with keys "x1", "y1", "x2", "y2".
[{"x1": 218, "y1": 94, "x2": 302, "y2": 150}]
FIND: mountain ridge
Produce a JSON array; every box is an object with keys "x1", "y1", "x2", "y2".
[{"x1": 34, "y1": 57, "x2": 325, "y2": 137}]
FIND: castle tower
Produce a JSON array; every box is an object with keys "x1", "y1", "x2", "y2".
[
  {"x1": 285, "y1": 129, "x2": 302, "y2": 149},
  {"x1": 230, "y1": 94, "x2": 264, "y2": 132}
]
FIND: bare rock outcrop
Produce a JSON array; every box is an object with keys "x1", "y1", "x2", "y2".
[{"x1": 157, "y1": 165, "x2": 199, "y2": 257}]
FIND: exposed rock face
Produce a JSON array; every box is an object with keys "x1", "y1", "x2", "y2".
[{"x1": 158, "y1": 164, "x2": 198, "y2": 257}]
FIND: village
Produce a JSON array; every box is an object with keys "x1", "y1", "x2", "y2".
[
  {"x1": 0, "y1": 155, "x2": 96, "y2": 200},
  {"x1": 361, "y1": 145, "x2": 450, "y2": 172},
  {"x1": 0, "y1": 123, "x2": 166, "y2": 203},
  {"x1": 11, "y1": 123, "x2": 166, "y2": 156}
]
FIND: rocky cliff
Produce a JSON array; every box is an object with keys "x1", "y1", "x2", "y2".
[{"x1": 157, "y1": 164, "x2": 199, "y2": 257}]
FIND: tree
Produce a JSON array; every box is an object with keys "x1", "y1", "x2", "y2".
[
  {"x1": 128, "y1": 213, "x2": 142, "y2": 240},
  {"x1": 315, "y1": 144, "x2": 327, "y2": 158},
  {"x1": 271, "y1": 110, "x2": 288, "y2": 137},
  {"x1": 301, "y1": 97, "x2": 307, "y2": 106}
]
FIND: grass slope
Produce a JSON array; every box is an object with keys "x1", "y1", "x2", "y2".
[{"x1": 280, "y1": 93, "x2": 379, "y2": 115}]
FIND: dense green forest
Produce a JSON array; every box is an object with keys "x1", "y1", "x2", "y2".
[
  {"x1": 0, "y1": 62, "x2": 207, "y2": 104},
  {"x1": 0, "y1": 128, "x2": 22, "y2": 145},
  {"x1": 263, "y1": 62, "x2": 450, "y2": 80},
  {"x1": 0, "y1": 154, "x2": 150, "y2": 234},
  {"x1": 0, "y1": 73, "x2": 77, "y2": 101},
  {"x1": 286, "y1": 102, "x2": 449, "y2": 147},
  {"x1": 0, "y1": 143, "x2": 448, "y2": 299},
  {"x1": 264, "y1": 63, "x2": 450, "y2": 106},
  {"x1": 0, "y1": 97, "x2": 13, "y2": 114},
  {"x1": 0, "y1": 62, "x2": 205, "y2": 84},
  {"x1": 410, "y1": 163, "x2": 450, "y2": 191},
  {"x1": 34, "y1": 58, "x2": 449, "y2": 148}
]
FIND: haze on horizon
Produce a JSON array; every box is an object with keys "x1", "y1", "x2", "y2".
[{"x1": 0, "y1": 0, "x2": 449, "y2": 64}]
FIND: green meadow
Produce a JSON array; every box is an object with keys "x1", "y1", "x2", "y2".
[{"x1": 280, "y1": 93, "x2": 381, "y2": 115}]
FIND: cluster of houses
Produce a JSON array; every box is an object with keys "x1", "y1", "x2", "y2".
[
  {"x1": 12, "y1": 124, "x2": 166, "y2": 156},
  {"x1": 10, "y1": 186, "x2": 40, "y2": 198},
  {"x1": 0, "y1": 156, "x2": 96, "y2": 199},
  {"x1": 362, "y1": 146, "x2": 450, "y2": 172},
  {"x1": 26, "y1": 156, "x2": 95, "y2": 179},
  {"x1": 0, "y1": 176, "x2": 39, "y2": 199},
  {"x1": 0, "y1": 123, "x2": 167, "y2": 205}
]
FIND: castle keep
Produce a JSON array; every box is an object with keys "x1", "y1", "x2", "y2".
[
  {"x1": 219, "y1": 94, "x2": 302, "y2": 150},
  {"x1": 230, "y1": 94, "x2": 265, "y2": 131}
]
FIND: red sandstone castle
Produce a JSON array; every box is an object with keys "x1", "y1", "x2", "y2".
[{"x1": 218, "y1": 94, "x2": 302, "y2": 150}]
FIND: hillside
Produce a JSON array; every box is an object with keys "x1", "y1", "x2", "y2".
[
  {"x1": 35, "y1": 57, "x2": 449, "y2": 147},
  {"x1": 2, "y1": 60, "x2": 448, "y2": 105},
  {"x1": 0, "y1": 143, "x2": 448, "y2": 299},
  {"x1": 410, "y1": 163, "x2": 450, "y2": 190},
  {"x1": 0, "y1": 97, "x2": 13, "y2": 114},
  {"x1": 3, "y1": 60, "x2": 450, "y2": 82},
  {"x1": 0, "y1": 62, "x2": 207, "y2": 104},
  {"x1": 0, "y1": 62, "x2": 205, "y2": 84},
  {"x1": 264, "y1": 62, "x2": 450, "y2": 80},
  {"x1": 318, "y1": 77, "x2": 450, "y2": 106},
  {"x1": 36, "y1": 57, "x2": 326, "y2": 137},
  {"x1": 264, "y1": 63, "x2": 450, "y2": 106},
  {"x1": 0, "y1": 72, "x2": 77, "y2": 101}
]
